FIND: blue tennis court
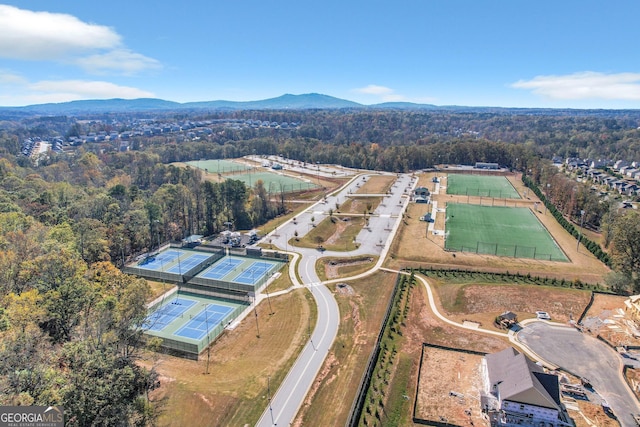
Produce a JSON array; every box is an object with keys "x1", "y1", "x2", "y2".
[
  {"x1": 174, "y1": 304, "x2": 234, "y2": 340},
  {"x1": 138, "y1": 250, "x2": 182, "y2": 271},
  {"x1": 200, "y1": 258, "x2": 243, "y2": 280},
  {"x1": 146, "y1": 297, "x2": 196, "y2": 331},
  {"x1": 232, "y1": 261, "x2": 273, "y2": 285},
  {"x1": 166, "y1": 254, "x2": 210, "y2": 274}
]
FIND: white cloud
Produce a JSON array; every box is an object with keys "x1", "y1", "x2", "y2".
[
  {"x1": 354, "y1": 84, "x2": 395, "y2": 96},
  {"x1": 0, "y1": 70, "x2": 27, "y2": 85},
  {"x1": 28, "y1": 80, "x2": 155, "y2": 100},
  {"x1": 75, "y1": 49, "x2": 162, "y2": 75},
  {"x1": 352, "y1": 84, "x2": 437, "y2": 104},
  {"x1": 0, "y1": 74, "x2": 154, "y2": 105},
  {"x1": 512, "y1": 72, "x2": 640, "y2": 100},
  {"x1": 0, "y1": 5, "x2": 119, "y2": 60},
  {"x1": 0, "y1": 5, "x2": 160, "y2": 75}
]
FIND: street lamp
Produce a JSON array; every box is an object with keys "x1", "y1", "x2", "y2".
[{"x1": 577, "y1": 210, "x2": 585, "y2": 252}]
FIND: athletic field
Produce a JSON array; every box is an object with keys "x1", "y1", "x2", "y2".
[
  {"x1": 446, "y1": 174, "x2": 520, "y2": 199},
  {"x1": 444, "y1": 204, "x2": 567, "y2": 261},
  {"x1": 186, "y1": 159, "x2": 250, "y2": 174},
  {"x1": 230, "y1": 171, "x2": 319, "y2": 192}
]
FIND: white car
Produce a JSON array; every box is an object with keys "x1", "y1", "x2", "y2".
[{"x1": 536, "y1": 311, "x2": 551, "y2": 320}]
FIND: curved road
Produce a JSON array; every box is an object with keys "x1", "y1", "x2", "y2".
[{"x1": 256, "y1": 172, "x2": 415, "y2": 426}]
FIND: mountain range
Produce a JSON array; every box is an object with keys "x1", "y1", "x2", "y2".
[{"x1": 0, "y1": 93, "x2": 636, "y2": 117}]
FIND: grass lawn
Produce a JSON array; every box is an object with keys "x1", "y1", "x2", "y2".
[
  {"x1": 293, "y1": 216, "x2": 365, "y2": 251},
  {"x1": 337, "y1": 196, "x2": 382, "y2": 215},
  {"x1": 446, "y1": 174, "x2": 520, "y2": 199},
  {"x1": 445, "y1": 203, "x2": 567, "y2": 261},
  {"x1": 315, "y1": 256, "x2": 378, "y2": 282}
]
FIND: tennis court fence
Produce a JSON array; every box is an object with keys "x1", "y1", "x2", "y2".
[
  {"x1": 147, "y1": 300, "x2": 248, "y2": 359},
  {"x1": 445, "y1": 241, "x2": 564, "y2": 261},
  {"x1": 461, "y1": 188, "x2": 518, "y2": 199},
  {"x1": 122, "y1": 266, "x2": 183, "y2": 283}
]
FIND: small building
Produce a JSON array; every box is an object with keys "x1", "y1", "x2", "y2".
[
  {"x1": 497, "y1": 311, "x2": 518, "y2": 328},
  {"x1": 475, "y1": 162, "x2": 499, "y2": 170},
  {"x1": 414, "y1": 186, "x2": 430, "y2": 197},
  {"x1": 182, "y1": 235, "x2": 203, "y2": 248}
]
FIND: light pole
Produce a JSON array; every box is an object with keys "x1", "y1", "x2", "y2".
[
  {"x1": 577, "y1": 210, "x2": 585, "y2": 252},
  {"x1": 545, "y1": 183, "x2": 550, "y2": 214},
  {"x1": 267, "y1": 375, "x2": 275, "y2": 425}
]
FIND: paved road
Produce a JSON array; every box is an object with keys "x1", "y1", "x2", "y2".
[
  {"x1": 256, "y1": 172, "x2": 414, "y2": 426},
  {"x1": 518, "y1": 322, "x2": 640, "y2": 426}
]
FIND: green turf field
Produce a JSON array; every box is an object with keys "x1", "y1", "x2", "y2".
[
  {"x1": 229, "y1": 171, "x2": 319, "y2": 192},
  {"x1": 446, "y1": 174, "x2": 520, "y2": 199},
  {"x1": 444, "y1": 204, "x2": 567, "y2": 261},
  {"x1": 186, "y1": 159, "x2": 250, "y2": 173}
]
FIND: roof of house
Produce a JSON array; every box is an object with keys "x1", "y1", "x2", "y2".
[
  {"x1": 486, "y1": 348, "x2": 561, "y2": 411},
  {"x1": 498, "y1": 311, "x2": 517, "y2": 321}
]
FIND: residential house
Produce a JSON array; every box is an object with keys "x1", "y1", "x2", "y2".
[
  {"x1": 615, "y1": 160, "x2": 630, "y2": 170},
  {"x1": 482, "y1": 348, "x2": 573, "y2": 427}
]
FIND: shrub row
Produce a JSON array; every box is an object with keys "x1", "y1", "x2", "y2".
[
  {"x1": 359, "y1": 273, "x2": 415, "y2": 426},
  {"x1": 416, "y1": 267, "x2": 605, "y2": 291},
  {"x1": 522, "y1": 175, "x2": 611, "y2": 267}
]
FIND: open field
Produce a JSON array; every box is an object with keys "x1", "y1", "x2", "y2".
[
  {"x1": 386, "y1": 171, "x2": 610, "y2": 284},
  {"x1": 141, "y1": 287, "x2": 315, "y2": 427},
  {"x1": 445, "y1": 203, "x2": 567, "y2": 261},
  {"x1": 293, "y1": 271, "x2": 397, "y2": 426},
  {"x1": 446, "y1": 173, "x2": 520, "y2": 199},
  {"x1": 357, "y1": 174, "x2": 396, "y2": 194},
  {"x1": 432, "y1": 278, "x2": 592, "y2": 327}
]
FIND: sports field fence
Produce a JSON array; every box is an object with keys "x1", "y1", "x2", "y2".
[{"x1": 445, "y1": 241, "x2": 563, "y2": 261}]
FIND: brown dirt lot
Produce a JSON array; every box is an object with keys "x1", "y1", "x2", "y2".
[
  {"x1": 387, "y1": 172, "x2": 611, "y2": 285},
  {"x1": 415, "y1": 347, "x2": 488, "y2": 426},
  {"x1": 433, "y1": 280, "x2": 592, "y2": 327},
  {"x1": 356, "y1": 174, "x2": 396, "y2": 194}
]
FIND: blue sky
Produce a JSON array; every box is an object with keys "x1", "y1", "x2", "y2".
[{"x1": 1, "y1": 1, "x2": 639, "y2": 108}]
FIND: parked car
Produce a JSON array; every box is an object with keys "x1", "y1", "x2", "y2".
[{"x1": 535, "y1": 311, "x2": 551, "y2": 320}]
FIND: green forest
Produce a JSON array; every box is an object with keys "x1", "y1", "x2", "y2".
[{"x1": 1, "y1": 108, "x2": 640, "y2": 425}]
